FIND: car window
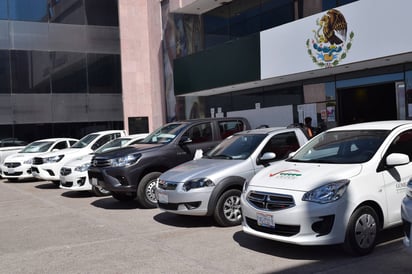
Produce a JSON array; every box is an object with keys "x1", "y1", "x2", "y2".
[
  {"x1": 21, "y1": 141, "x2": 54, "y2": 153},
  {"x1": 289, "y1": 130, "x2": 388, "y2": 164},
  {"x1": 52, "y1": 141, "x2": 69, "y2": 150},
  {"x1": 386, "y1": 130, "x2": 412, "y2": 159},
  {"x1": 92, "y1": 134, "x2": 116, "y2": 150},
  {"x1": 218, "y1": 120, "x2": 245, "y2": 139},
  {"x1": 206, "y1": 134, "x2": 266, "y2": 160},
  {"x1": 141, "y1": 123, "x2": 185, "y2": 144},
  {"x1": 182, "y1": 123, "x2": 213, "y2": 143},
  {"x1": 71, "y1": 134, "x2": 99, "y2": 148},
  {"x1": 261, "y1": 132, "x2": 300, "y2": 160},
  {"x1": 69, "y1": 140, "x2": 77, "y2": 146}
]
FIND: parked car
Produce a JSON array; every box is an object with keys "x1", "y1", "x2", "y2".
[
  {"x1": 1, "y1": 138, "x2": 78, "y2": 182},
  {"x1": 88, "y1": 117, "x2": 250, "y2": 208},
  {"x1": 401, "y1": 178, "x2": 412, "y2": 253},
  {"x1": 156, "y1": 127, "x2": 308, "y2": 226},
  {"x1": 60, "y1": 134, "x2": 148, "y2": 196},
  {"x1": 241, "y1": 120, "x2": 412, "y2": 256},
  {"x1": 0, "y1": 138, "x2": 28, "y2": 177},
  {"x1": 31, "y1": 130, "x2": 126, "y2": 185}
]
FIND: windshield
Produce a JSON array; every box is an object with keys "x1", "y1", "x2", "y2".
[
  {"x1": 95, "y1": 137, "x2": 132, "y2": 153},
  {"x1": 71, "y1": 134, "x2": 99, "y2": 148},
  {"x1": 140, "y1": 123, "x2": 185, "y2": 144},
  {"x1": 20, "y1": 141, "x2": 54, "y2": 153},
  {"x1": 288, "y1": 130, "x2": 389, "y2": 164},
  {"x1": 205, "y1": 134, "x2": 266, "y2": 160}
]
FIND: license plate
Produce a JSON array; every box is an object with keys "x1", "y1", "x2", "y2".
[
  {"x1": 256, "y1": 212, "x2": 275, "y2": 228},
  {"x1": 91, "y1": 177, "x2": 98, "y2": 186},
  {"x1": 7, "y1": 168, "x2": 14, "y2": 173},
  {"x1": 158, "y1": 193, "x2": 168, "y2": 203}
]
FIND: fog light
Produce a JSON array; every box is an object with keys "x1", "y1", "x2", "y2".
[{"x1": 77, "y1": 177, "x2": 86, "y2": 186}]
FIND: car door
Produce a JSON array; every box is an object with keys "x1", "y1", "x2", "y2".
[
  {"x1": 178, "y1": 122, "x2": 217, "y2": 160},
  {"x1": 381, "y1": 129, "x2": 412, "y2": 224}
]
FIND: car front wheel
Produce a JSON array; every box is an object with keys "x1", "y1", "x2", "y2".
[
  {"x1": 214, "y1": 189, "x2": 242, "y2": 227},
  {"x1": 137, "y1": 172, "x2": 161, "y2": 209},
  {"x1": 343, "y1": 205, "x2": 379, "y2": 256}
]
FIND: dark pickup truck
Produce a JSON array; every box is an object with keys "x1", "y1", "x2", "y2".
[{"x1": 88, "y1": 117, "x2": 250, "y2": 208}]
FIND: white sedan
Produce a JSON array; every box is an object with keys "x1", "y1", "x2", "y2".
[{"x1": 241, "y1": 120, "x2": 412, "y2": 256}]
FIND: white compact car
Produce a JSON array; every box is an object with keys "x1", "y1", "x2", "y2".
[
  {"x1": 60, "y1": 134, "x2": 148, "y2": 196},
  {"x1": 241, "y1": 120, "x2": 412, "y2": 256},
  {"x1": 0, "y1": 139, "x2": 28, "y2": 177},
  {"x1": 1, "y1": 138, "x2": 78, "y2": 181},
  {"x1": 31, "y1": 130, "x2": 126, "y2": 185},
  {"x1": 156, "y1": 127, "x2": 308, "y2": 226},
  {"x1": 401, "y1": 179, "x2": 412, "y2": 253}
]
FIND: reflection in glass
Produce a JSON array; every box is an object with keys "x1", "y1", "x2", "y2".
[
  {"x1": 85, "y1": 0, "x2": 119, "y2": 26},
  {"x1": 0, "y1": 0, "x2": 7, "y2": 20},
  {"x1": 87, "y1": 53, "x2": 121, "y2": 93},
  {"x1": 49, "y1": 0, "x2": 85, "y2": 24},
  {"x1": 11, "y1": 50, "x2": 51, "y2": 93},
  {"x1": 0, "y1": 50, "x2": 11, "y2": 93},
  {"x1": 9, "y1": 0, "x2": 48, "y2": 22},
  {"x1": 51, "y1": 52, "x2": 87, "y2": 93}
]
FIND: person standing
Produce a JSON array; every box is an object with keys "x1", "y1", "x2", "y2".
[{"x1": 304, "y1": 116, "x2": 314, "y2": 138}]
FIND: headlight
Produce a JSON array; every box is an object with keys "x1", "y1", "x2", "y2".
[
  {"x1": 23, "y1": 158, "x2": 33, "y2": 164},
  {"x1": 44, "y1": 155, "x2": 64, "y2": 163},
  {"x1": 407, "y1": 179, "x2": 412, "y2": 198},
  {"x1": 182, "y1": 178, "x2": 215, "y2": 192},
  {"x1": 110, "y1": 153, "x2": 141, "y2": 167},
  {"x1": 75, "y1": 163, "x2": 91, "y2": 172},
  {"x1": 302, "y1": 179, "x2": 350, "y2": 204}
]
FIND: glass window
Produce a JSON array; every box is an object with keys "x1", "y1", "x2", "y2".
[
  {"x1": 183, "y1": 123, "x2": 213, "y2": 144},
  {"x1": 84, "y1": 0, "x2": 119, "y2": 26},
  {"x1": 87, "y1": 53, "x2": 121, "y2": 93},
  {"x1": 261, "y1": 132, "x2": 300, "y2": 160},
  {"x1": 219, "y1": 120, "x2": 245, "y2": 139},
  {"x1": 9, "y1": 21, "x2": 49, "y2": 51},
  {"x1": 260, "y1": 0, "x2": 294, "y2": 30},
  {"x1": 11, "y1": 50, "x2": 51, "y2": 93},
  {"x1": 0, "y1": 0, "x2": 7, "y2": 19},
  {"x1": 51, "y1": 52, "x2": 87, "y2": 93},
  {"x1": 9, "y1": 0, "x2": 48, "y2": 22},
  {"x1": 49, "y1": 0, "x2": 86, "y2": 25},
  {"x1": 0, "y1": 50, "x2": 11, "y2": 93},
  {"x1": 52, "y1": 141, "x2": 70, "y2": 150}
]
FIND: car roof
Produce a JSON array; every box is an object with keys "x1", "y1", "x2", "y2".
[
  {"x1": 31, "y1": 138, "x2": 78, "y2": 142},
  {"x1": 328, "y1": 120, "x2": 412, "y2": 131},
  {"x1": 234, "y1": 127, "x2": 287, "y2": 135}
]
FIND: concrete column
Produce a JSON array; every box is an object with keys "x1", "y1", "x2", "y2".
[{"x1": 118, "y1": 0, "x2": 166, "y2": 133}]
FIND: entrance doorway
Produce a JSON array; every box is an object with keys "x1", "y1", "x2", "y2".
[{"x1": 337, "y1": 83, "x2": 397, "y2": 125}]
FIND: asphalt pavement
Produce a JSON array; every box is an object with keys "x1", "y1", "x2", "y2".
[{"x1": 0, "y1": 178, "x2": 411, "y2": 274}]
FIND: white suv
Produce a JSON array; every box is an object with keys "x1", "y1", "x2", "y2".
[
  {"x1": 60, "y1": 134, "x2": 148, "y2": 196},
  {"x1": 241, "y1": 121, "x2": 412, "y2": 256},
  {"x1": 31, "y1": 130, "x2": 126, "y2": 185},
  {"x1": 401, "y1": 179, "x2": 412, "y2": 253},
  {"x1": 1, "y1": 138, "x2": 78, "y2": 182}
]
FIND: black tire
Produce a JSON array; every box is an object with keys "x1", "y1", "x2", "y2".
[
  {"x1": 343, "y1": 206, "x2": 379, "y2": 256},
  {"x1": 52, "y1": 180, "x2": 60, "y2": 187},
  {"x1": 137, "y1": 172, "x2": 161, "y2": 209},
  {"x1": 213, "y1": 189, "x2": 242, "y2": 227},
  {"x1": 112, "y1": 192, "x2": 136, "y2": 202},
  {"x1": 91, "y1": 185, "x2": 111, "y2": 197}
]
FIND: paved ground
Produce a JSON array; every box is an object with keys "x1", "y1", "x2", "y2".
[{"x1": 0, "y1": 178, "x2": 411, "y2": 274}]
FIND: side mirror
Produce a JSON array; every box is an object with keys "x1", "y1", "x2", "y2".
[
  {"x1": 257, "y1": 152, "x2": 276, "y2": 167},
  {"x1": 386, "y1": 153, "x2": 409, "y2": 166}
]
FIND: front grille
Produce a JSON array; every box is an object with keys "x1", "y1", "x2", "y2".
[
  {"x1": 91, "y1": 157, "x2": 111, "y2": 167},
  {"x1": 245, "y1": 217, "x2": 300, "y2": 236},
  {"x1": 246, "y1": 191, "x2": 295, "y2": 211},
  {"x1": 4, "y1": 162, "x2": 21, "y2": 168},
  {"x1": 61, "y1": 181, "x2": 73, "y2": 187},
  {"x1": 157, "y1": 180, "x2": 178, "y2": 190},
  {"x1": 32, "y1": 157, "x2": 43, "y2": 165},
  {"x1": 60, "y1": 167, "x2": 72, "y2": 176},
  {"x1": 4, "y1": 171, "x2": 23, "y2": 176}
]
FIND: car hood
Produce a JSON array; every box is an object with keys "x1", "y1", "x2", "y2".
[
  {"x1": 159, "y1": 158, "x2": 244, "y2": 182},
  {"x1": 37, "y1": 147, "x2": 91, "y2": 159},
  {"x1": 5, "y1": 152, "x2": 43, "y2": 162},
  {"x1": 94, "y1": 143, "x2": 164, "y2": 158},
  {"x1": 63, "y1": 154, "x2": 93, "y2": 167},
  {"x1": 249, "y1": 161, "x2": 363, "y2": 192}
]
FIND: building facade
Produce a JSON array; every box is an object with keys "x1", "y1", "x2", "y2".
[{"x1": 0, "y1": 0, "x2": 124, "y2": 142}]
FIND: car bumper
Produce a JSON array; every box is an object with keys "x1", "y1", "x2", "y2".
[
  {"x1": 401, "y1": 196, "x2": 412, "y2": 253},
  {"x1": 60, "y1": 170, "x2": 91, "y2": 191},
  {"x1": 240, "y1": 188, "x2": 349, "y2": 246},
  {"x1": 1, "y1": 164, "x2": 33, "y2": 179},
  {"x1": 31, "y1": 164, "x2": 60, "y2": 181},
  {"x1": 156, "y1": 185, "x2": 213, "y2": 216},
  {"x1": 88, "y1": 168, "x2": 135, "y2": 193}
]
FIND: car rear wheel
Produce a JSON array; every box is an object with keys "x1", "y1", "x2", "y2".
[
  {"x1": 112, "y1": 192, "x2": 136, "y2": 202},
  {"x1": 91, "y1": 185, "x2": 111, "y2": 197},
  {"x1": 137, "y1": 172, "x2": 161, "y2": 209},
  {"x1": 214, "y1": 189, "x2": 242, "y2": 227},
  {"x1": 343, "y1": 205, "x2": 379, "y2": 256}
]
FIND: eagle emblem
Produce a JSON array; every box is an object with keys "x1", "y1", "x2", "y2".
[{"x1": 306, "y1": 9, "x2": 354, "y2": 67}]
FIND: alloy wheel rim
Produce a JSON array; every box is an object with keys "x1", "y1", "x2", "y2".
[
  {"x1": 223, "y1": 195, "x2": 241, "y2": 222},
  {"x1": 146, "y1": 180, "x2": 157, "y2": 203}
]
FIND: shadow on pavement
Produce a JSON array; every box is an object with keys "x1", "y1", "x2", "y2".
[
  {"x1": 91, "y1": 197, "x2": 142, "y2": 210},
  {"x1": 61, "y1": 191, "x2": 94, "y2": 198},
  {"x1": 35, "y1": 182, "x2": 60, "y2": 189},
  {"x1": 1, "y1": 178, "x2": 40, "y2": 184},
  {"x1": 153, "y1": 211, "x2": 215, "y2": 228}
]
